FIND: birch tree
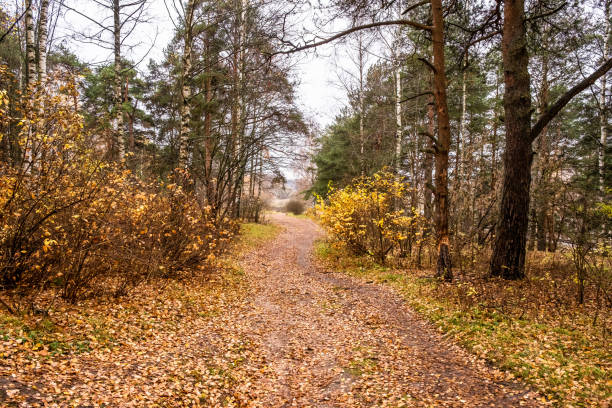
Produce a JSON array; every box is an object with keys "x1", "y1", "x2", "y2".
[{"x1": 37, "y1": 0, "x2": 50, "y2": 84}]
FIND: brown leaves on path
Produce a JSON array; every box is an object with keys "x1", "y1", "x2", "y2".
[
  {"x1": 1, "y1": 213, "x2": 544, "y2": 407},
  {"x1": 233, "y1": 213, "x2": 544, "y2": 407}
]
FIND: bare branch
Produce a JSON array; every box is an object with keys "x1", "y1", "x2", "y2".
[{"x1": 272, "y1": 19, "x2": 432, "y2": 55}]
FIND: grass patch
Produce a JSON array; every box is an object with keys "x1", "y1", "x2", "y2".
[
  {"x1": 286, "y1": 212, "x2": 316, "y2": 220},
  {"x1": 239, "y1": 222, "x2": 281, "y2": 249},
  {"x1": 315, "y1": 240, "x2": 611, "y2": 407}
]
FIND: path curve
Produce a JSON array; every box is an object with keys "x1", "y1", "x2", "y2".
[{"x1": 236, "y1": 212, "x2": 542, "y2": 407}]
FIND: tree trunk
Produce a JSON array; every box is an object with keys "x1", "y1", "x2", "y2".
[
  {"x1": 423, "y1": 92, "x2": 434, "y2": 221},
  {"x1": 204, "y1": 66, "x2": 215, "y2": 209},
  {"x1": 431, "y1": 0, "x2": 452, "y2": 282},
  {"x1": 600, "y1": 0, "x2": 610, "y2": 194},
  {"x1": 178, "y1": 0, "x2": 196, "y2": 169},
  {"x1": 113, "y1": 0, "x2": 125, "y2": 160},
  {"x1": 37, "y1": 0, "x2": 50, "y2": 84},
  {"x1": 456, "y1": 54, "x2": 467, "y2": 197},
  {"x1": 490, "y1": 0, "x2": 532, "y2": 280},
  {"x1": 394, "y1": 66, "x2": 402, "y2": 175},
  {"x1": 229, "y1": 0, "x2": 247, "y2": 217},
  {"x1": 491, "y1": 70, "x2": 500, "y2": 190},
  {"x1": 534, "y1": 50, "x2": 550, "y2": 252},
  {"x1": 358, "y1": 35, "x2": 366, "y2": 175},
  {"x1": 124, "y1": 76, "x2": 135, "y2": 153},
  {"x1": 25, "y1": 0, "x2": 36, "y2": 88},
  {"x1": 528, "y1": 206, "x2": 536, "y2": 250}
]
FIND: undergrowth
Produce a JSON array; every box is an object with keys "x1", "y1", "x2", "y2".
[
  {"x1": 0, "y1": 220, "x2": 278, "y2": 361},
  {"x1": 315, "y1": 240, "x2": 611, "y2": 407}
]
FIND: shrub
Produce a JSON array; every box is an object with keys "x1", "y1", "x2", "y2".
[
  {"x1": 316, "y1": 170, "x2": 426, "y2": 263},
  {"x1": 0, "y1": 70, "x2": 236, "y2": 308},
  {"x1": 241, "y1": 196, "x2": 265, "y2": 222},
  {"x1": 285, "y1": 199, "x2": 305, "y2": 215}
]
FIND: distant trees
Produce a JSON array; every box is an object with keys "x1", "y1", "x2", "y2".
[
  {"x1": 0, "y1": 0, "x2": 309, "y2": 220},
  {"x1": 146, "y1": 0, "x2": 307, "y2": 218}
]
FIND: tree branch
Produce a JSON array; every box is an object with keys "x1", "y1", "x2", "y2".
[
  {"x1": 402, "y1": 0, "x2": 430, "y2": 15},
  {"x1": 400, "y1": 90, "x2": 433, "y2": 103},
  {"x1": 63, "y1": 4, "x2": 113, "y2": 33},
  {"x1": 418, "y1": 57, "x2": 436, "y2": 73},
  {"x1": 526, "y1": 2, "x2": 567, "y2": 22},
  {"x1": 0, "y1": 5, "x2": 30, "y2": 44},
  {"x1": 530, "y1": 57, "x2": 612, "y2": 142},
  {"x1": 273, "y1": 19, "x2": 432, "y2": 55},
  {"x1": 419, "y1": 131, "x2": 439, "y2": 148}
]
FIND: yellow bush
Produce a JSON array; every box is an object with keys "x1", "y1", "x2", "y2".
[
  {"x1": 316, "y1": 170, "x2": 426, "y2": 263},
  {"x1": 0, "y1": 68, "x2": 236, "y2": 305}
]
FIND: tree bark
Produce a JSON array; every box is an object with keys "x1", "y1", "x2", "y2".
[
  {"x1": 25, "y1": 0, "x2": 36, "y2": 88},
  {"x1": 113, "y1": 0, "x2": 125, "y2": 160},
  {"x1": 394, "y1": 66, "x2": 402, "y2": 175},
  {"x1": 204, "y1": 54, "x2": 215, "y2": 210},
  {"x1": 491, "y1": 70, "x2": 500, "y2": 190},
  {"x1": 358, "y1": 35, "x2": 366, "y2": 175},
  {"x1": 456, "y1": 54, "x2": 467, "y2": 197},
  {"x1": 490, "y1": 0, "x2": 532, "y2": 280},
  {"x1": 431, "y1": 0, "x2": 452, "y2": 281},
  {"x1": 600, "y1": 0, "x2": 609, "y2": 194},
  {"x1": 178, "y1": 0, "x2": 196, "y2": 169},
  {"x1": 37, "y1": 0, "x2": 50, "y2": 84},
  {"x1": 424, "y1": 92, "x2": 435, "y2": 221}
]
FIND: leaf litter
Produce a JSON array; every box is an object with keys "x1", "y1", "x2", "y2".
[{"x1": 1, "y1": 213, "x2": 545, "y2": 407}]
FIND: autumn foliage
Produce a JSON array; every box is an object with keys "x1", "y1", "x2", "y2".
[
  {"x1": 0, "y1": 69, "x2": 236, "y2": 307},
  {"x1": 316, "y1": 171, "x2": 427, "y2": 263}
]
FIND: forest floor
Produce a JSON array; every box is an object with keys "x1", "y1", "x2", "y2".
[{"x1": 0, "y1": 213, "x2": 545, "y2": 407}]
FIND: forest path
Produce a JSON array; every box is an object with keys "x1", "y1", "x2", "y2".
[
  {"x1": 0, "y1": 213, "x2": 544, "y2": 407},
  {"x1": 236, "y1": 212, "x2": 542, "y2": 407}
]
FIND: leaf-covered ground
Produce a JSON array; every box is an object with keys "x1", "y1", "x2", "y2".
[
  {"x1": 315, "y1": 239, "x2": 611, "y2": 407},
  {"x1": 1, "y1": 214, "x2": 545, "y2": 406}
]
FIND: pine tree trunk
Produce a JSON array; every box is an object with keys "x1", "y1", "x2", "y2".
[
  {"x1": 456, "y1": 57, "x2": 467, "y2": 198},
  {"x1": 431, "y1": 0, "x2": 452, "y2": 282},
  {"x1": 528, "y1": 206, "x2": 536, "y2": 250},
  {"x1": 358, "y1": 36, "x2": 366, "y2": 176},
  {"x1": 490, "y1": 0, "x2": 532, "y2": 280},
  {"x1": 204, "y1": 67, "x2": 215, "y2": 210},
  {"x1": 491, "y1": 71, "x2": 500, "y2": 189}
]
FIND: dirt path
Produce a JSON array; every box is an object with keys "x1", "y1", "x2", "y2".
[
  {"x1": 1, "y1": 213, "x2": 544, "y2": 407},
  {"x1": 235, "y1": 213, "x2": 542, "y2": 407}
]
